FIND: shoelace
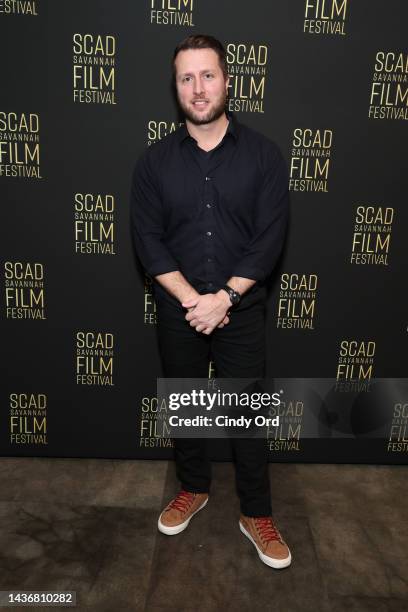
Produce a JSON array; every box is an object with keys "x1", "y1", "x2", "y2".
[
  {"x1": 168, "y1": 490, "x2": 196, "y2": 513},
  {"x1": 254, "y1": 517, "x2": 283, "y2": 543}
]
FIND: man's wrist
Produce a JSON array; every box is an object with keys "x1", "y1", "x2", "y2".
[
  {"x1": 216, "y1": 289, "x2": 233, "y2": 309},
  {"x1": 180, "y1": 289, "x2": 200, "y2": 305},
  {"x1": 220, "y1": 285, "x2": 241, "y2": 306}
]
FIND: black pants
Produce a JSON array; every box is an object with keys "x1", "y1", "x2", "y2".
[{"x1": 156, "y1": 286, "x2": 272, "y2": 517}]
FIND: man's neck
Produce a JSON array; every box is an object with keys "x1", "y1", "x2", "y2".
[{"x1": 185, "y1": 112, "x2": 229, "y2": 152}]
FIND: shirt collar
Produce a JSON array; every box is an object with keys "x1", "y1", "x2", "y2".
[{"x1": 177, "y1": 110, "x2": 239, "y2": 145}]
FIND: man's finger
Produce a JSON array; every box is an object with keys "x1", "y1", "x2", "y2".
[{"x1": 185, "y1": 312, "x2": 201, "y2": 323}]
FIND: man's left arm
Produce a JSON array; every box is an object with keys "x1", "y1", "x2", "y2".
[{"x1": 230, "y1": 144, "x2": 290, "y2": 284}]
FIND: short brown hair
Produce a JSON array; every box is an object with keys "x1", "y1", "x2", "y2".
[{"x1": 173, "y1": 34, "x2": 228, "y2": 80}]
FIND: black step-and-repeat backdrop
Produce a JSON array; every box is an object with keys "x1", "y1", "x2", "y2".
[{"x1": 1, "y1": 1, "x2": 407, "y2": 464}]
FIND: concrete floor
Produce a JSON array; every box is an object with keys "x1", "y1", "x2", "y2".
[{"x1": 0, "y1": 457, "x2": 406, "y2": 611}]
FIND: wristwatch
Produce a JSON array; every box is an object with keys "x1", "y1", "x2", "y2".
[{"x1": 221, "y1": 285, "x2": 241, "y2": 306}]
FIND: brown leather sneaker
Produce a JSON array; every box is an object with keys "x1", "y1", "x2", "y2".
[
  {"x1": 158, "y1": 490, "x2": 209, "y2": 535},
  {"x1": 239, "y1": 514, "x2": 292, "y2": 569}
]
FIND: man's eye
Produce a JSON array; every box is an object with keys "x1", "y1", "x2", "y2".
[
  {"x1": 182, "y1": 76, "x2": 192, "y2": 83},
  {"x1": 204, "y1": 73, "x2": 214, "y2": 79}
]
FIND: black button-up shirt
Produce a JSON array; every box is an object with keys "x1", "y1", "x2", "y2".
[{"x1": 130, "y1": 112, "x2": 289, "y2": 303}]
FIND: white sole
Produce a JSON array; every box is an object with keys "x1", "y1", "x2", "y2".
[
  {"x1": 239, "y1": 520, "x2": 292, "y2": 569},
  {"x1": 158, "y1": 496, "x2": 209, "y2": 535}
]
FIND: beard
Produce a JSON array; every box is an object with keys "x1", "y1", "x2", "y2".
[{"x1": 178, "y1": 89, "x2": 228, "y2": 126}]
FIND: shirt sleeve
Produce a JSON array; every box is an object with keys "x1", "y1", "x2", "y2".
[
  {"x1": 231, "y1": 145, "x2": 289, "y2": 282},
  {"x1": 129, "y1": 149, "x2": 180, "y2": 277}
]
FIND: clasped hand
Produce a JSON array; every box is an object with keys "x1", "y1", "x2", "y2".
[{"x1": 182, "y1": 292, "x2": 231, "y2": 335}]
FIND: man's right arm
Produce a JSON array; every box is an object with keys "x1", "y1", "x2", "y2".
[
  {"x1": 129, "y1": 152, "x2": 200, "y2": 304},
  {"x1": 130, "y1": 151, "x2": 182, "y2": 279},
  {"x1": 155, "y1": 270, "x2": 198, "y2": 304}
]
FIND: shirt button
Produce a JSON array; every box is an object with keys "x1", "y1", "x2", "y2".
[
  {"x1": 206, "y1": 231, "x2": 212, "y2": 237},
  {"x1": 205, "y1": 176, "x2": 211, "y2": 181},
  {"x1": 207, "y1": 257, "x2": 212, "y2": 263},
  {"x1": 206, "y1": 204, "x2": 212, "y2": 208}
]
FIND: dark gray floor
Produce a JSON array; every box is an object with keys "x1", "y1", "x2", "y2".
[{"x1": 0, "y1": 458, "x2": 406, "y2": 611}]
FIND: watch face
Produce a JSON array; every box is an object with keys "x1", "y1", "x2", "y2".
[{"x1": 231, "y1": 291, "x2": 240, "y2": 305}]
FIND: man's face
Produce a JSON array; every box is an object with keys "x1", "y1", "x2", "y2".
[{"x1": 174, "y1": 48, "x2": 229, "y2": 125}]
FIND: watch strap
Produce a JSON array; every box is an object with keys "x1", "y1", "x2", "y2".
[{"x1": 221, "y1": 285, "x2": 241, "y2": 305}]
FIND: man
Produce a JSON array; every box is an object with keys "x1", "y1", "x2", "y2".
[{"x1": 130, "y1": 34, "x2": 291, "y2": 569}]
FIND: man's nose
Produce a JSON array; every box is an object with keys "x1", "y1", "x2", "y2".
[{"x1": 193, "y1": 77, "x2": 205, "y2": 96}]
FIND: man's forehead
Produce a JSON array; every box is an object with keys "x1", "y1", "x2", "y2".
[{"x1": 175, "y1": 48, "x2": 220, "y2": 70}]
